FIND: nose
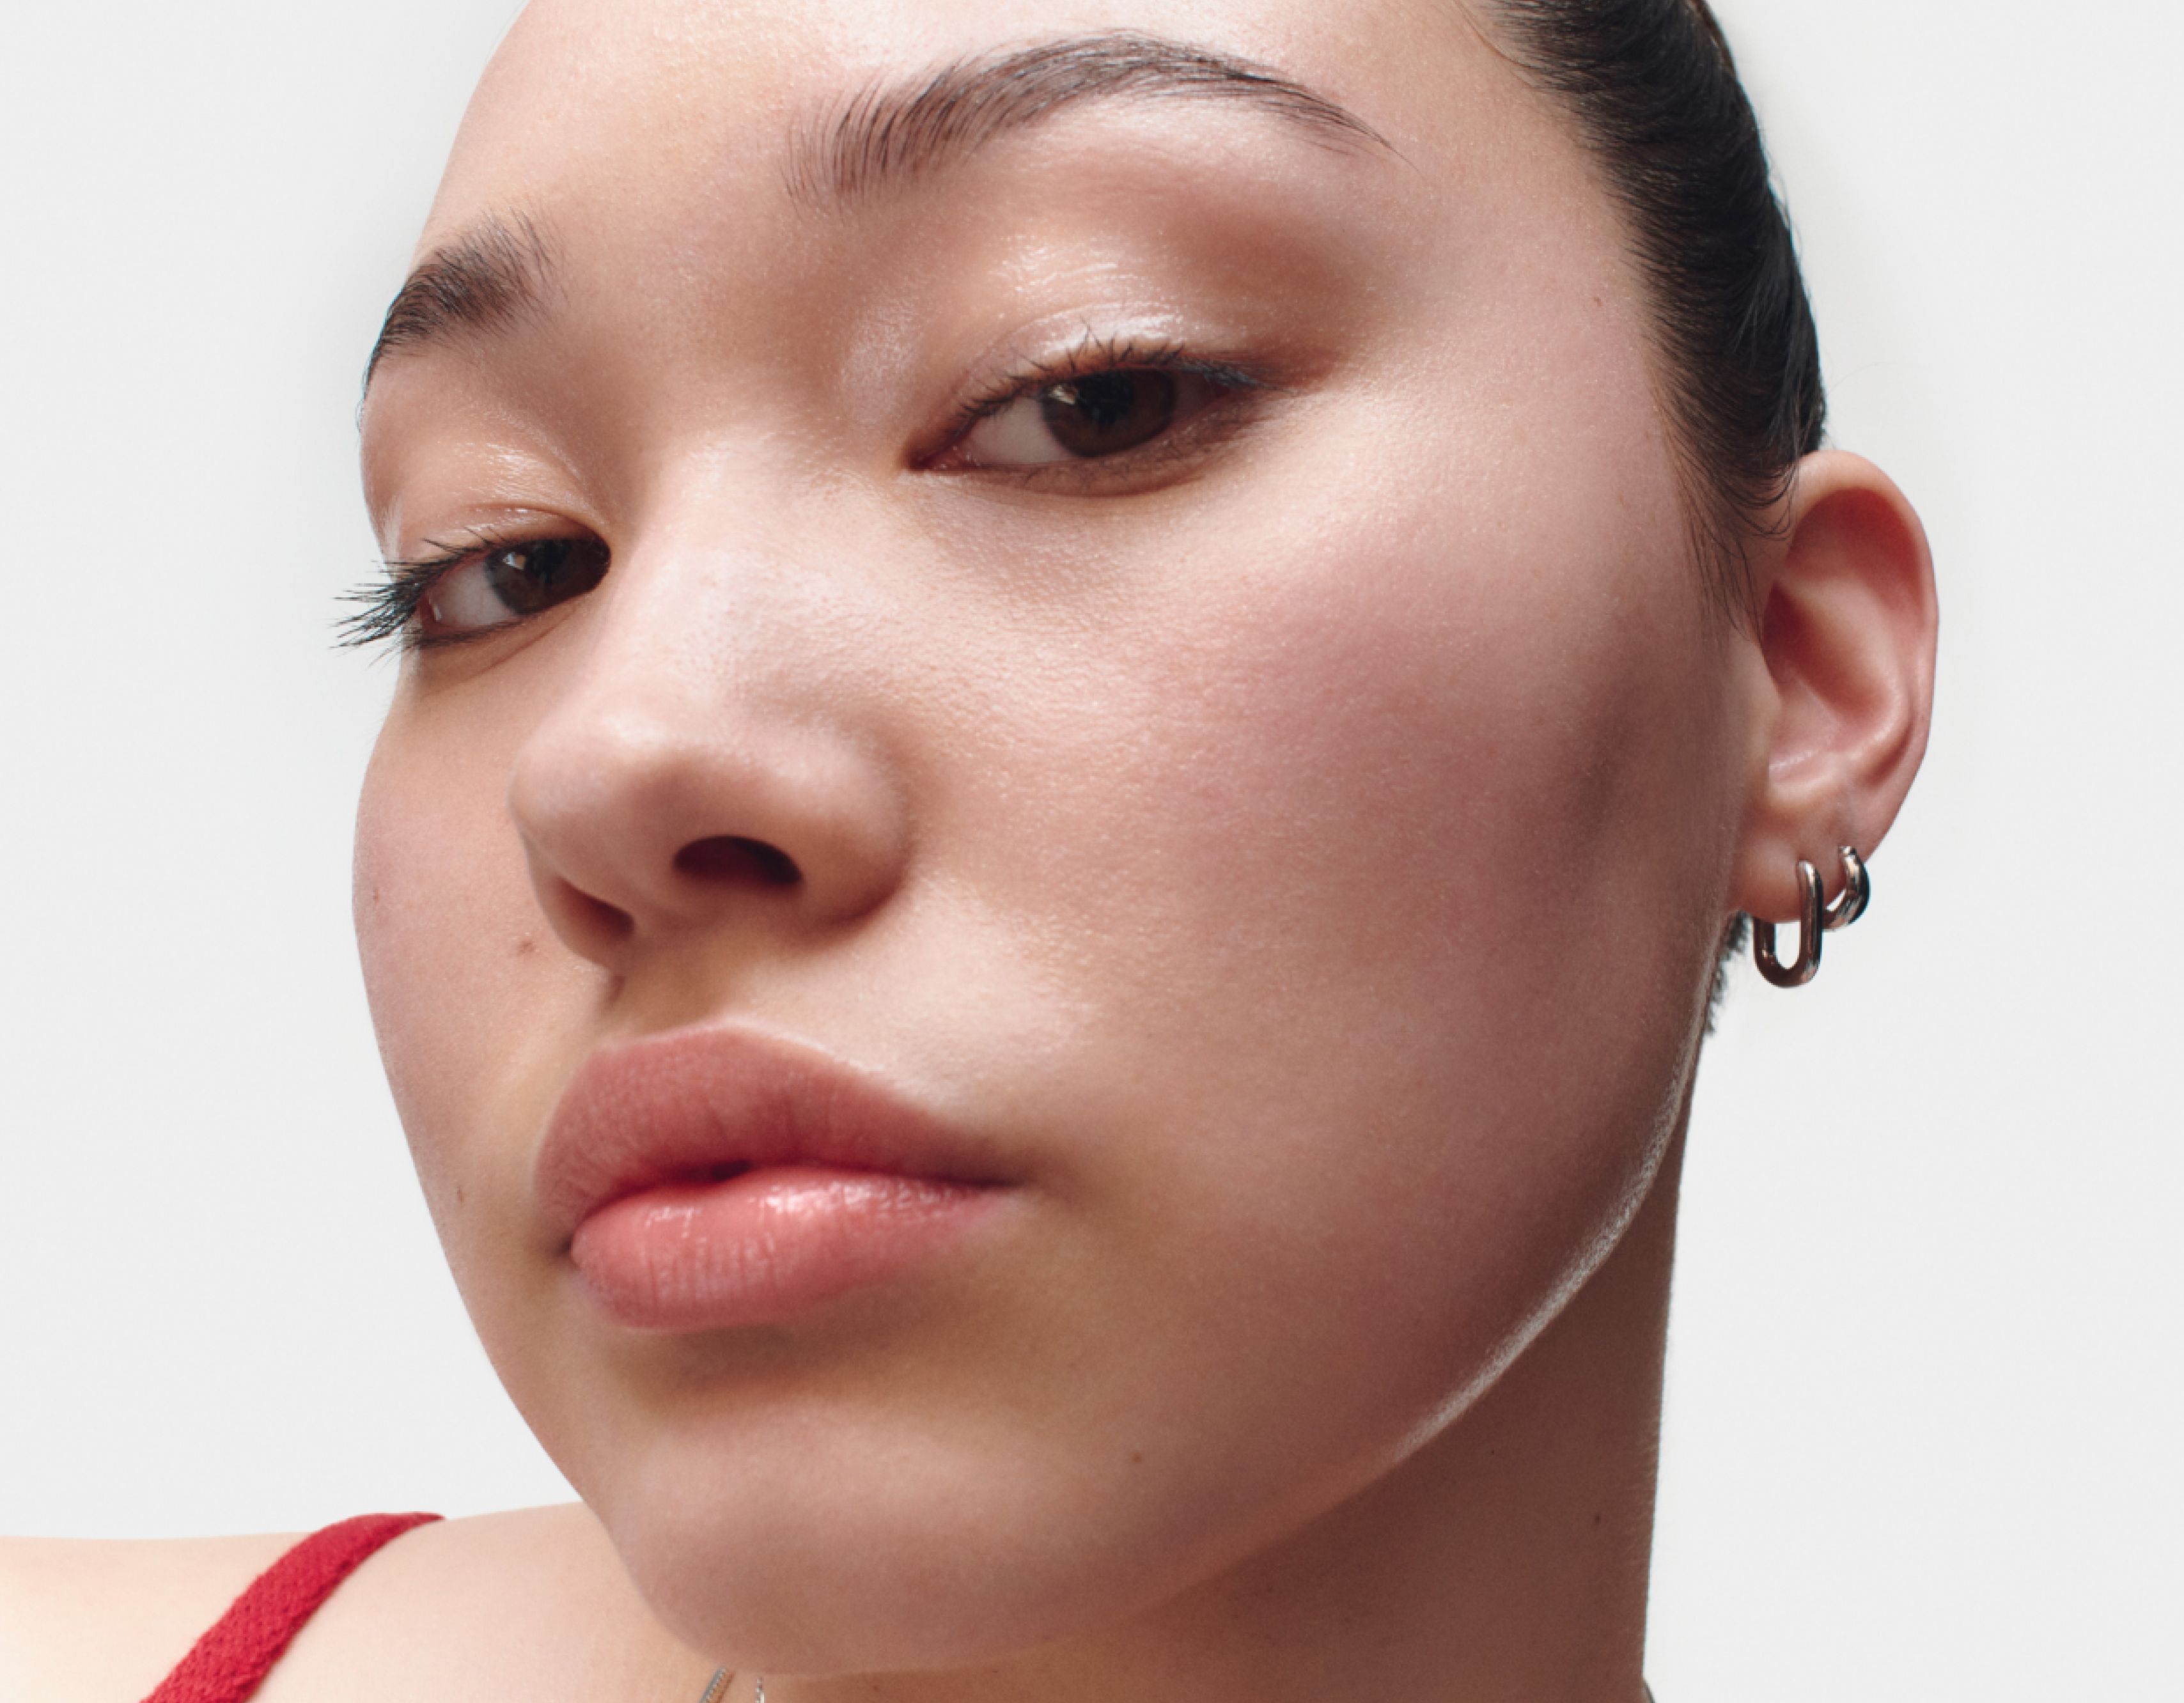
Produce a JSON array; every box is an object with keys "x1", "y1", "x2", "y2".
[{"x1": 506, "y1": 570, "x2": 910, "y2": 968}]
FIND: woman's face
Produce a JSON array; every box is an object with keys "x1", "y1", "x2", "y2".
[{"x1": 357, "y1": 0, "x2": 1745, "y2": 1668}]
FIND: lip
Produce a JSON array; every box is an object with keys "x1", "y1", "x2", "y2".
[{"x1": 536, "y1": 1025, "x2": 1010, "y2": 1332}]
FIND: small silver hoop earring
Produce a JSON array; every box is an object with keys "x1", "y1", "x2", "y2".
[
  {"x1": 1752, "y1": 845, "x2": 1869, "y2": 989},
  {"x1": 1823, "y1": 843, "x2": 1870, "y2": 932}
]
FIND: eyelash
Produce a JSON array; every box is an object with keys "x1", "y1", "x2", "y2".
[
  {"x1": 337, "y1": 533, "x2": 524, "y2": 653},
  {"x1": 929, "y1": 332, "x2": 1274, "y2": 455},
  {"x1": 342, "y1": 336, "x2": 1275, "y2": 652}
]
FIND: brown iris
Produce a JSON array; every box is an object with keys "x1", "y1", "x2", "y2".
[
  {"x1": 1038, "y1": 371, "x2": 1181, "y2": 458},
  {"x1": 483, "y1": 537, "x2": 611, "y2": 616}
]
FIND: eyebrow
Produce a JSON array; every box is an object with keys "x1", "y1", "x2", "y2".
[
  {"x1": 788, "y1": 31, "x2": 1394, "y2": 205},
  {"x1": 363, "y1": 36, "x2": 1390, "y2": 390},
  {"x1": 363, "y1": 212, "x2": 554, "y2": 389}
]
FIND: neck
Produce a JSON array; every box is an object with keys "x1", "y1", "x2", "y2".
[{"x1": 775, "y1": 1122, "x2": 1684, "y2": 1703}]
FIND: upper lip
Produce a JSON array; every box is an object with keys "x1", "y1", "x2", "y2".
[{"x1": 534, "y1": 1024, "x2": 1005, "y2": 1246}]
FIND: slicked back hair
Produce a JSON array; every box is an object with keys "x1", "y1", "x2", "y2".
[{"x1": 1484, "y1": 0, "x2": 1825, "y2": 625}]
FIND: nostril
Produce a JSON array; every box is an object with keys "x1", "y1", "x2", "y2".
[{"x1": 674, "y1": 835, "x2": 803, "y2": 889}]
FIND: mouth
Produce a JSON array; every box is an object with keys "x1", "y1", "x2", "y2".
[{"x1": 535, "y1": 1025, "x2": 1012, "y2": 1332}]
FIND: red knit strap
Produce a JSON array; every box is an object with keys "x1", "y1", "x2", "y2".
[{"x1": 142, "y1": 1512, "x2": 442, "y2": 1703}]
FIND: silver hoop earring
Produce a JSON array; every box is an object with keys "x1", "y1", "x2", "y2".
[
  {"x1": 1752, "y1": 845, "x2": 1869, "y2": 989},
  {"x1": 1823, "y1": 844, "x2": 1870, "y2": 932}
]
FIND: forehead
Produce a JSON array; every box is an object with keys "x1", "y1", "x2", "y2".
[{"x1": 419, "y1": 0, "x2": 1556, "y2": 250}]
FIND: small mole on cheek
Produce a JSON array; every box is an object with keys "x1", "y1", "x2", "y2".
[
  {"x1": 1130, "y1": 1451, "x2": 1145, "y2": 1466},
  {"x1": 515, "y1": 937, "x2": 539, "y2": 958}
]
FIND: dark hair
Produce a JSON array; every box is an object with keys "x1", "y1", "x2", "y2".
[{"x1": 1485, "y1": 0, "x2": 1825, "y2": 622}]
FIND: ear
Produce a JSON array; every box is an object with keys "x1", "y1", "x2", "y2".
[{"x1": 1732, "y1": 450, "x2": 1938, "y2": 923}]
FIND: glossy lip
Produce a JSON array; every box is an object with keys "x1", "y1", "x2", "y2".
[{"x1": 536, "y1": 1025, "x2": 1012, "y2": 1330}]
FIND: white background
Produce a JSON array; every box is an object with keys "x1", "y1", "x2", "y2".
[{"x1": 1, "y1": 3, "x2": 2176, "y2": 1697}]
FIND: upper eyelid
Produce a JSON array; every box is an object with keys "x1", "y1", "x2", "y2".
[
  {"x1": 927, "y1": 337, "x2": 1279, "y2": 461},
  {"x1": 980, "y1": 334, "x2": 1267, "y2": 400},
  {"x1": 389, "y1": 519, "x2": 557, "y2": 580}
]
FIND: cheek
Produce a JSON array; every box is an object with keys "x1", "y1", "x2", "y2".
[
  {"x1": 960, "y1": 352, "x2": 1725, "y2": 1066},
  {"x1": 915, "y1": 354, "x2": 1735, "y2": 1479},
  {"x1": 354, "y1": 694, "x2": 588, "y2": 1263},
  {"x1": 1156, "y1": 503, "x2": 1717, "y2": 1325}
]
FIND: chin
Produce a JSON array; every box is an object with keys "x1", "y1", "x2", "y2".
[{"x1": 588, "y1": 1429, "x2": 1229, "y2": 1672}]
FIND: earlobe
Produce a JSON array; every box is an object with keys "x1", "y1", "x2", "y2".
[{"x1": 1732, "y1": 450, "x2": 1938, "y2": 926}]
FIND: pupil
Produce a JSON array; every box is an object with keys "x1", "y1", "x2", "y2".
[
  {"x1": 1040, "y1": 371, "x2": 1179, "y2": 459},
  {"x1": 486, "y1": 538, "x2": 609, "y2": 616}
]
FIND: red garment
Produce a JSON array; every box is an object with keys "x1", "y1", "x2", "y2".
[{"x1": 142, "y1": 1512, "x2": 441, "y2": 1703}]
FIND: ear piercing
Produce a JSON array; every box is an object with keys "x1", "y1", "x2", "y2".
[{"x1": 1752, "y1": 845, "x2": 1869, "y2": 988}]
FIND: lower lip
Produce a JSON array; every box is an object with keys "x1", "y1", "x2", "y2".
[{"x1": 570, "y1": 1167, "x2": 1000, "y2": 1332}]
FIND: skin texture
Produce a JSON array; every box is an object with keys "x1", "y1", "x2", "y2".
[{"x1": 0, "y1": 3, "x2": 1935, "y2": 1700}]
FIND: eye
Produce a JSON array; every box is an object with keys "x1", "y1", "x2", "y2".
[
  {"x1": 955, "y1": 368, "x2": 1229, "y2": 469},
  {"x1": 421, "y1": 536, "x2": 611, "y2": 637}
]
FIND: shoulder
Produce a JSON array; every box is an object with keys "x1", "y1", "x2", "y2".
[
  {"x1": 0, "y1": 1509, "x2": 704, "y2": 1703},
  {"x1": 0, "y1": 1530, "x2": 299, "y2": 1703},
  {"x1": 256, "y1": 1505, "x2": 708, "y2": 1702}
]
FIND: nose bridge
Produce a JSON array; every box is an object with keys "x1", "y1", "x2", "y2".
[{"x1": 506, "y1": 504, "x2": 910, "y2": 962}]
